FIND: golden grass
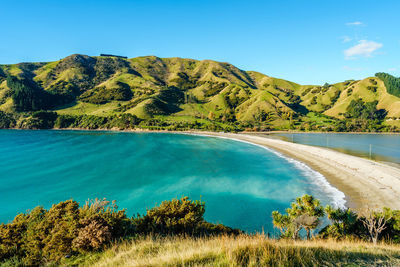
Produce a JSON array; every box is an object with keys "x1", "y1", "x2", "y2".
[{"x1": 76, "y1": 235, "x2": 400, "y2": 267}]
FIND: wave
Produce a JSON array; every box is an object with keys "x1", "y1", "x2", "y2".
[{"x1": 188, "y1": 133, "x2": 347, "y2": 209}]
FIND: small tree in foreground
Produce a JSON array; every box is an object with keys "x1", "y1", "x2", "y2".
[
  {"x1": 272, "y1": 211, "x2": 291, "y2": 236},
  {"x1": 321, "y1": 205, "x2": 358, "y2": 239},
  {"x1": 272, "y1": 194, "x2": 325, "y2": 240},
  {"x1": 360, "y1": 208, "x2": 392, "y2": 245}
]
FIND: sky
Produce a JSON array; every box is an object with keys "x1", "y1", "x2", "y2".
[{"x1": 0, "y1": 0, "x2": 399, "y2": 85}]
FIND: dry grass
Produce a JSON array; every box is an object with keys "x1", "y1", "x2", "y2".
[{"x1": 75, "y1": 235, "x2": 400, "y2": 267}]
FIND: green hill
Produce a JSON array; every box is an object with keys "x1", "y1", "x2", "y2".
[{"x1": 1, "y1": 54, "x2": 399, "y2": 132}]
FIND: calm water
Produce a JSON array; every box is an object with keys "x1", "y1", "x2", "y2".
[
  {"x1": 0, "y1": 130, "x2": 344, "y2": 233},
  {"x1": 268, "y1": 133, "x2": 400, "y2": 166}
]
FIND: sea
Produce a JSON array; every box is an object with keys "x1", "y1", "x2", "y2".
[{"x1": 0, "y1": 130, "x2": 346, "y2": 233}]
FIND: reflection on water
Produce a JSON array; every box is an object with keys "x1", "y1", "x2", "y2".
[{"x1": 262, "y1": 133, "x2": 400, "y2": 167}]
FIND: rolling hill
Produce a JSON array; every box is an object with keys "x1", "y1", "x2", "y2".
[{"x1": 0, "y1": 54, "x2": 399, "y2": 131}]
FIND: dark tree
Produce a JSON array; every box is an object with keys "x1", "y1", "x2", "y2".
[{"x1": 376, "y1": 72, "x2": 400, "y2": 97}]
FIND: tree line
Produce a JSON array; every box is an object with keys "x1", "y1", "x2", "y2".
[{"x1": 376, "y1": 72, "x2": 400, "y2": 98}]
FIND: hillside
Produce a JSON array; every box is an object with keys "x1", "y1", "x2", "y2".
[
  {"x1": 73, "y1": 236, "x2": 400, "y2": 267},
  {"x1": 4, "y1": 195, "x2": 400, "y2": 266},
  {"x1": 1, "y1": 54, "x2": 400, "y2": 131}
]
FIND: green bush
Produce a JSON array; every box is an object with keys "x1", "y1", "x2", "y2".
[
  {"x1": 79, "y1": 82, "x2": 133, "y2": 104},
  {"x1": 133, "y1": 197, "x2": 240, "y2": 236},
  {"x1": 0, "y1": 111, "x2": 15, "y2": 128},
  {"x1": 170, "y1": 72, "x2": 198, "y2": 90},
  {"x1": 0, "y1": 196, "x2": 238, "y2": 265},
  {"x1": 54, "y1": 114, "x2": 141, "y2": 129},
  {"x1": 7, "y1": 76, "x2": 48, "y2": 111},
  {"x1": 0, "y1": 198, "x2": 132, "y2": 266},
  {"x1": 28, "y1": 110, "x2": 58, "y2": 129},
  {"x1": 344, "y1": 99, "x2": 387, "y2": 120}
]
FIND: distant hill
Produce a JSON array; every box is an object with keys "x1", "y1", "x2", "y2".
[{"x1": 0, "y1": 54, "x2": 399, "y2": 131}]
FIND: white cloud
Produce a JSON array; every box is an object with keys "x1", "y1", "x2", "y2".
[
  {"x1": 341, "y1": 36, "x2": 352, "y2": 43},
  {"x1": 344, "y1": 40, "x2": 383, "y2": 59},
  {"x1": 346, "y1": 21, "x2": 363, "y2": 26}
]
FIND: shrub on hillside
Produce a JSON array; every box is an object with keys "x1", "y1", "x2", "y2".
[
  {"x1": 27, "y1": 110, "x2": 58, "y2": 129},
  {"x1": 0, "y1": 196, "x2": 238, "y2": 265},
  {"x1": 0, "y1": 111, "x2": 15, "y2": 128},
  {"x1": 79, "y1": 82, "x2": 133, "y2": 104},
  {"x1": 7, "y1": 75, "x2": 64, "y2": 112},
  {"x1": 0, "y1": 198, "x2": 132, "y2": 266},
  {"x1": 133, "y1": 197, "x2": 240, "y2": 236},
  {"x1": 54, "y1": 114, "x2": 141, "y2": 129},
  {"x1": 72, "y1": 217, "x2": 111, "y2": 252}
]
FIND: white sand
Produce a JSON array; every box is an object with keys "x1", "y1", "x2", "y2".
[{"x1": 197, "y1": 132, "x2": 400, "y2": 210}]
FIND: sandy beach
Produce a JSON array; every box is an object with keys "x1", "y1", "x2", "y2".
[
  {"x1": 194, "y1": 132, "x2": 400, "y2": 210},
  {"x1": 52, "y1": 128, "x2": 400, "y2": 210}
]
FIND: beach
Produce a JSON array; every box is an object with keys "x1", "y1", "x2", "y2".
[
  {"x1": 195, "y1": 132, "x2": 400, "y2": 210},
  {"x1": 50, "y1": 128, "x2": 400, "y2": 210}
]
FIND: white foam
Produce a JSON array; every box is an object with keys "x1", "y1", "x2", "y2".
[{"x1": 186, "y1": 133, "x2": 347, "y2": 209}]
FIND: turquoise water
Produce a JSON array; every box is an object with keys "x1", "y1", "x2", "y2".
[
  {"x1": 0, "y1": 130, "x2": 343, "y2": 233},
  {"x1": 268, "y1": 133, "x2": 400, "y2": 166}
]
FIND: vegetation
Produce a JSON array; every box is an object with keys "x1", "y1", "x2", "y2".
[
  {"x1": 376, "y1": 72, "x2": 400, "y2": 97},
  {"x1": 331, "y1": 98, "x2": 388, "y2": 132},
  {"x1": 273, "y1": 195, "x2": 400, "y2": 246},
  {"x1": 70, "y1": 236, "x2": 400, "y2": 267},
  {"x1": 4, "y1": 194, "x2": 400, "y2": 266},
  {"x1": 0, "y1": 198, "x2": 130, "y2": 265},
  {"x1": 3, "y1": 195, "x2": 400, "y2": 265},
  {"x1": 344, "y1": 99, "x2": 386, "y2": 120},
  {"x1": 7, "y1": 76, "x2": 51, "y2": 112},
  {"x1": 0, "y1": 111, "x2": 15, "y2": 128},
  {"x1": 272, "y1": 195, "x2": 325, "y2": 240},
  {"x1": 0, "y1": 55, "x2": 399, "y2": 132},
  {"x1": 0, "y1": 197, "x2": 238, "y2": 266},
  {"x1": 79, "y1": 82, "x2": 133, "y2": 104}
]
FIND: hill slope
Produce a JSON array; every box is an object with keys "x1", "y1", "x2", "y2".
[
  {"x1": 72, "y1": 236, "x2": 400, "y2": 267},
  {"x1": 0, "y1": 54, "x2": 399, "y2": 131}
]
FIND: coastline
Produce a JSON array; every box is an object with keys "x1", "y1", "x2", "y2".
[
  {"x1": 3, "y1": 128, "x2": 400, "y2": 210},
  {"x1": 64, "y1": 128, "x2": 400, "y2": 210},
  {"x1": 197, "y1": 132, "x2": 400, "y2": 210},
  {"x1": 245, "y1": 130, "x2": 400, "y2": 135}
]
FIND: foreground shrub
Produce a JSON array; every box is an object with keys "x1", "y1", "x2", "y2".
[
  {"x1": 133, "y1": 196, "x2": 240, "y2": 236},
  {"x1": 72, "y1": 217, "x2": 111, "y2": 251},
  {"x1": 0, "y1": 198, "x2": 132, "y2": 266},
  {"x1": 0, "y1": 196, "x2": 238, "y2": 265}
]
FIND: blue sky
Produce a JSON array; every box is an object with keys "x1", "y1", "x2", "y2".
[{"x1": 0, "y1": 0, "x2": 399, "y2": 84}]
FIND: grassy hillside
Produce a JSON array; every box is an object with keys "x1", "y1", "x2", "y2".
[
  {"x1": 72, "y1": 235, "x2": 400, "y2": 267},
  {"x1": 4, "y1": 195, "x2": 400, "y2": 266},
  {"x1": 1, "y1": 54, "x2": 400, "y2": 132}
]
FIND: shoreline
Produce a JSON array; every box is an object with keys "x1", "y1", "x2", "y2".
[
  {"x1": 3, "y1": 128, "x2": 400, "y2": 210},
  {"x1": 2, "y1": 127, "x2": 400, "y2": 135},
  {"x1": 245, "y1": 131, "x2": 400, "y2": 135},
  {"x1": 188, "y1": 132, "x2": 347, "y2": 209},
  {"x1": 198, "y1": 132, "x2": 400, "y2": 210}
]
